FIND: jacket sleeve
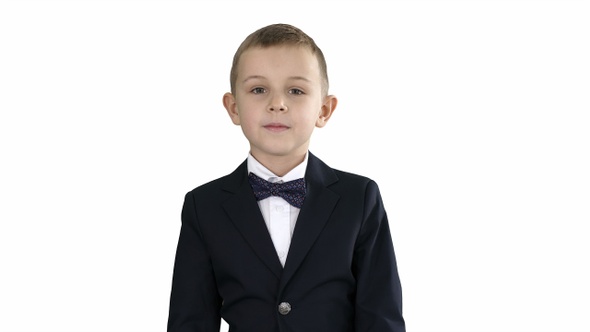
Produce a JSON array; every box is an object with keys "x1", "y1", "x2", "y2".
[
  {"x1": 168, "y1": 192, "x2": 222, "y2": 332},
  {"x1": 353, "y1": 180, "x2": 405, "y2": 332}
]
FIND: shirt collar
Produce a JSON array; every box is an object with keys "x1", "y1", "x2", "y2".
[{"x1": 247, "y1": 152, "x2": 308, "y2": 183}]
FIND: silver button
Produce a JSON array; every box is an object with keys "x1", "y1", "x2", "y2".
[{"x1": 278, "y1": 302, "x2": 291, "y2": 315}]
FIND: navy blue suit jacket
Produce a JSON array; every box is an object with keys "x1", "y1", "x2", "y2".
[{"x1": 168, "y1": 153, "x2": 405, "y2": 331}]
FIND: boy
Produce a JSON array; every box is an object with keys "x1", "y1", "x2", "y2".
[{"x1": 168, "y1": 23, "x2": 405, "y2": 332}]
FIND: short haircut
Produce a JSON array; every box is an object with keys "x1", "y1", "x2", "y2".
[{"x1": 229, "y1": 23, "x2": 329, "y2": 96}]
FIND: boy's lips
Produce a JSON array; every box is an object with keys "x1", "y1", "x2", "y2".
[{"x1": 263, "y1": 122, "x2": 290, "y2": 132}]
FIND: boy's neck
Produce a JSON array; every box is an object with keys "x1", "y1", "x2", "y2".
[{"x1": 250, "y1": 151, "x2": 307, "y2": 178}]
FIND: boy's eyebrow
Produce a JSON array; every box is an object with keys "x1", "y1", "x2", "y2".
[
  {"x1": 242, "y1": 75, "x2": 312, "y2": 83},
  {"x1": 242, "y1": 75, "x2": 266, "y2": 83},
  {"x1": 288, "y1": 76, "x2": 312, "y2": 83}
]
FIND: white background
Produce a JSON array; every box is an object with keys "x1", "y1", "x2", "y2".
[{"x1": 1, "y1": 0, "x2": 589, "y2": 331}]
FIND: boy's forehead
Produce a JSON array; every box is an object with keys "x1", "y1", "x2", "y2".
[{"x1": 237, "y1": 46, "x2": 321, "y2": 80}]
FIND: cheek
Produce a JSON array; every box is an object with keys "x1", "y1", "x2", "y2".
[
  {"x1": 240, "y1": 117, "x2": 258, "y2": 132},
  {"x1": 303, "y1": 106, "x2": 322, "y2": 123},
  {"x1": 298, "y1": 113, "x2": 322, "y2": 132},
  {"x1": 297, "y1": 100, "x2": 322, "y2": 118},
  {"x1": 235, "y1": 102, "x2": 258, "y2": 124}
]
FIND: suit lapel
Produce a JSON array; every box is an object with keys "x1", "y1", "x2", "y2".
[
  {"x1": 221, "y1": 161, "x2": 283, "y2": 279},
  {"x1": 280, "y1": 153, "x2": 340, "y2": 290}
]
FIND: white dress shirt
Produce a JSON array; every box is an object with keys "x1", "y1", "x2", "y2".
[{"x1": 247, "y1": 153, "x2": 308, "y2": 267}]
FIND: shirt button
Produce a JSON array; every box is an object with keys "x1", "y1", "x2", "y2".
[
  {"x1": 278, "y1": 302, "x2": 291, "y2": 315},
  {"x1": 275, "y1": 205, "x2": 284, "y2": 212}
]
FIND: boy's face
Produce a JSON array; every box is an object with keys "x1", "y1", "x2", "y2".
[{"x1": 223, "y1": 45, "x2": 336, "y2": 164}]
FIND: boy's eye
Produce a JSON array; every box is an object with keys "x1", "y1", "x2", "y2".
[
  {"x1": 289, "y1": 88, "x2": 304, "y2": 95},
  {"x1": 251, "y1": 87, "x2": 266, "y2": 94}
]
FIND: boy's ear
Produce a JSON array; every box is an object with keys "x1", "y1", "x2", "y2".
[
  {"x1": 223, "y1": 92, "x2": 241, "y2": 125},
  {"x1": 316, "y1": 95, "x2": 338, "y2": 128}
]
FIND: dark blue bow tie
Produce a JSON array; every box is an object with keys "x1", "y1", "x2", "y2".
[{"x1": 248, "y1": 172, "x2": 306, "y2": 208}]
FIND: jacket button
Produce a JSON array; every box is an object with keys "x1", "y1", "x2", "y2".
[{"x1": 278, "y1": 302, "x2": 291, "y2": 315}]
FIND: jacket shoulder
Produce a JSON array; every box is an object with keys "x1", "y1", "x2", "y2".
[
  {"x1": 187, "y1": 174, "x2": 229, "y2": 195},
  {"x1": 185, "y1": 160, "x2": 247, "y2": 198},
  {"x1": 331, "y1": 168, "x2": 377, "y2": 190},
  {"x1": 333, "y1": 168, "x2": 373, "y2": 183},
  {"x1": 308, "y1": 152, "x2": 376, "y2": 190}
]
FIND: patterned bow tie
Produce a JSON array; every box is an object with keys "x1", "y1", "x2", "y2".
[{"x1": 248, "y1": 172, "x2": 306, "y2": 208}]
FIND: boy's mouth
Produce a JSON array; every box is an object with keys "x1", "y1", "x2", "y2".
[{"x1": 263, "y1": 123, "x2": 290, "y2": 132}]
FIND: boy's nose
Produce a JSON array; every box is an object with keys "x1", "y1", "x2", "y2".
[
  {"x1": 268, "y1": 105, "x2": 287, "y2": 112},
  {"x1": 268, "y1": 95, "x2": 287, "y2": 112}
]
